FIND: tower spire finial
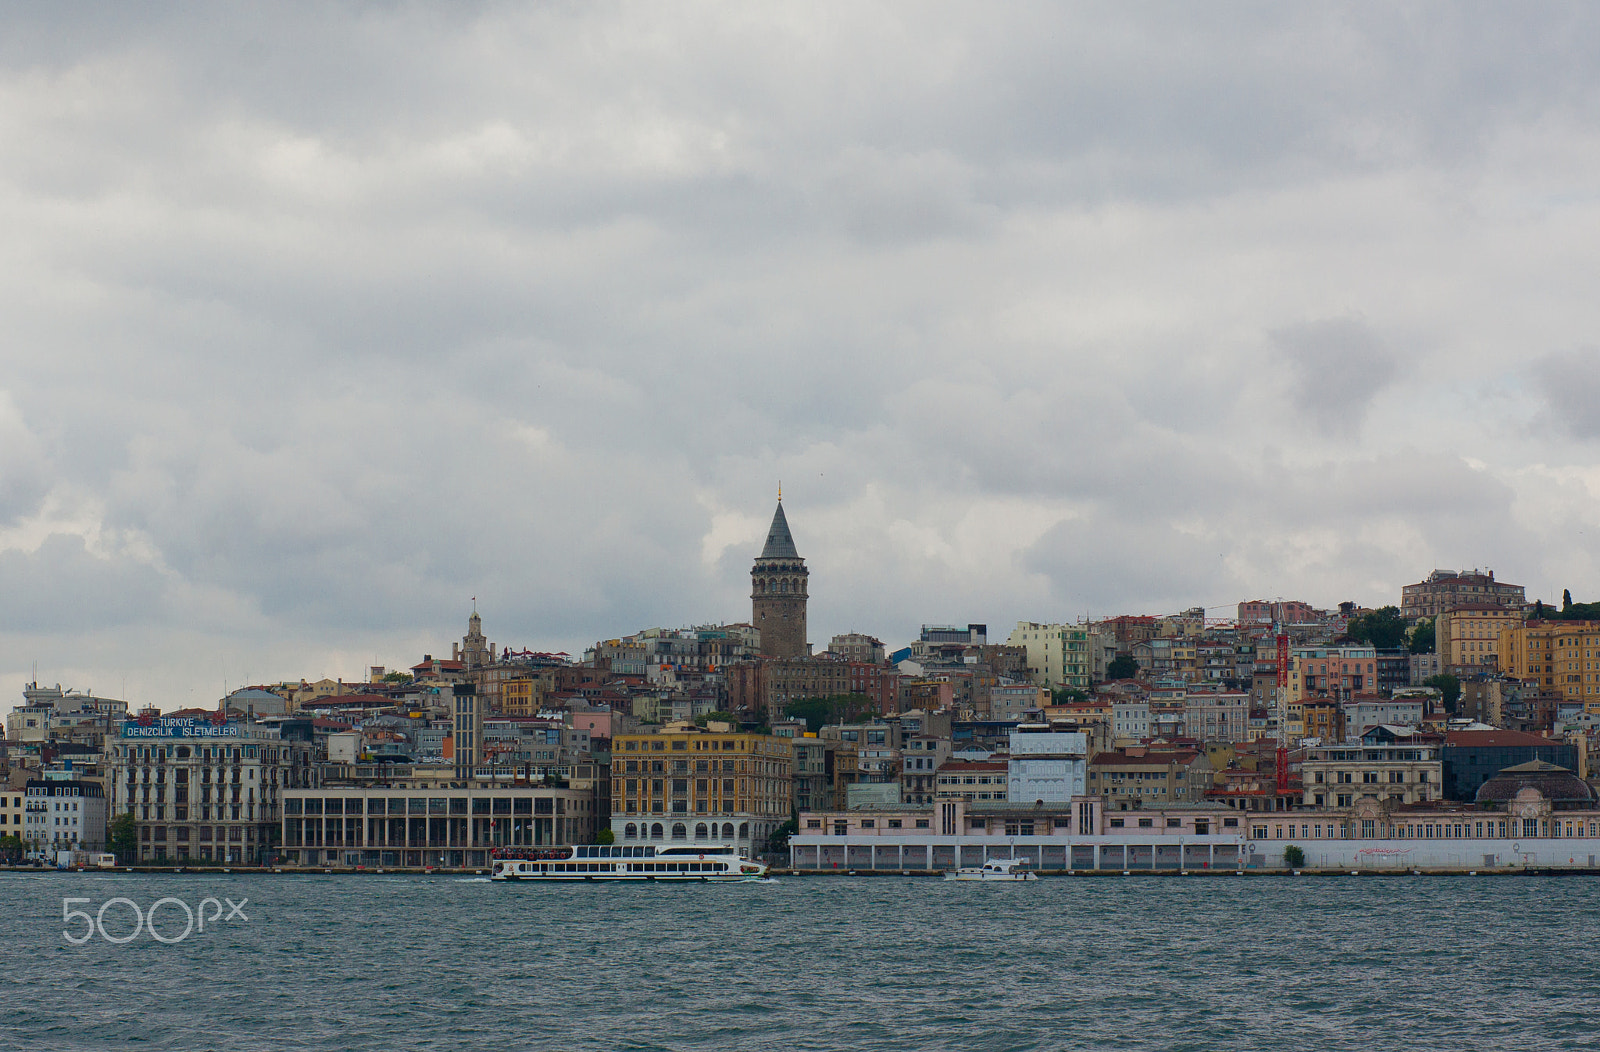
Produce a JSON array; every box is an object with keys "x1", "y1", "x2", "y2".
[{"x1": 778, "y1": 480, "x2": 782, "y2": 501}]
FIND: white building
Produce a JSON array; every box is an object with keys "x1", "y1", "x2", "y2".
[
  {"x1": 24, "y1": 775, "x2": 107, "y2": 859},
  {"x1": 1004, "y1": 622, "x2": 1092, "y2": 689},
  {"x1": 1006, "y1": 727, "x2": 1088, "y2": 803},
  {"x1": 1343, "y1": 699, "x2": 1425, "y2": 740},
  {"x1": 1113, "y1": 702, "x2": 1150, "y2": 743}
]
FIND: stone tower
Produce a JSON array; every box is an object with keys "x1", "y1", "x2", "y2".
[
  {"x1": 751, "y1": 498, "x2": 808, "y2": 658},
  {"x1": 453, "y1": 604, "x2": 495, "y2": 671}
]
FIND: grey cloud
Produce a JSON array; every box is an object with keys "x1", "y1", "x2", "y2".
[
  {"x1": 0, "y1": 534, "x2": 166, "y2": 633},
  {"x1": 1272, "y1": 318, "x2": 1397, "y2": 436},
  {"x1": 1531, "y1": 348, "x2": 1600, "y2": 439},
  {"x1": 3, "y1": 6, "x2": 1600, "y2": 697}
]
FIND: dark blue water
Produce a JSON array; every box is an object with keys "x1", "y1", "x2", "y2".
[{"x1": 2, "y1": 871, "x2": 1595, "y2": 1050}]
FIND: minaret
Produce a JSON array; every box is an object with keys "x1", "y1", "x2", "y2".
[{"x1": 751, "y1": 495, "x2": 808, "y2": 658}]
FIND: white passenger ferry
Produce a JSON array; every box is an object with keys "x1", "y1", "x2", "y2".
[
  {"x1": 944, "y1": 858, "x2": 1037, "y2": 882},
  {"x1": 490, "y1": 844, "x2": 768, "y2": 882}
]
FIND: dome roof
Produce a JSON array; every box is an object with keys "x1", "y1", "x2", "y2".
[{"x1": 1474, "y1": 760, "x2": 1597, "y2": 808}]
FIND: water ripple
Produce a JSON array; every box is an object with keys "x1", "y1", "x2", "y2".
[{"x1": 2, "y1": 873, "x2": 1597, "y2": 1049}]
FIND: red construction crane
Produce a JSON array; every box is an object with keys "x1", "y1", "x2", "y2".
[{"x1": 1275, "y1": 632, "x2": 1290, "y2": 795}]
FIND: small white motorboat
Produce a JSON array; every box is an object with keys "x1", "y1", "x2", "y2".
[{"x1": 944, "y1": 857, "x2": 1037, "y2": 882}]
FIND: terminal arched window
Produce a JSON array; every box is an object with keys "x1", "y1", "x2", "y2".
[
  {"x1": 651, "y1": 822, "x2": 664, "y2": 839},
  {"x1": 624, "y1": 823, "x2": 637, "y2": 839},
  {"x1": 695, "y1": 823, "x2": 708, "y2": 839}
]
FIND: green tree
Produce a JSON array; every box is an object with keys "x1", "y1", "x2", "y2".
[
  {"x1": 1408, "y1": 618, "x2": 1436, "y2": 654},
  {"x1": 1346, "y1": 606, "x2": 1408, "y2": 650},
  {"x1": 1283, "y1": 844, "x2": 1305, "y2": 868},
  {"x1": 594, "y1": 828, "x2": 615, "y2": 846},
  {"x1": 0, "y1": 834, "x2": 21, "y2": 863},
  {"x1": 1051, "y1": 687, "x2": 1088, "y2": 705},
  {"x1": 767, "y1": 817, "x2": 798, "y2": 854},
  {"x1": 108, "y1": 812, "x2": 138, "y2": 865},
  {"x1": 382, "y1": 671, "x2": 413, "y2": 684},
  {"x1": 1564, "y1": 588, "x2": 1574, "y2": 611},
  {"x1": 694, "y1": 711, "x2": 738, "y2": 728},
  {"x1": 1106, "y1": 655, "x2": 1138, "y2": 681},
  {"x1": 783, "y1": 694, "x2": 874, "y2": 733},
  {"x1": 1424, "y1": 673, "x2": 1461, "y2": 714}
]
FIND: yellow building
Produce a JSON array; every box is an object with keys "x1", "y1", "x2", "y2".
[
  {"x1": 1499, "y1": 620, "x2": 1600, "y2": 703},
  {"x1": 1436, "y1": 604, "x2": 1524, "y2": 673},
  {"x1": 609, "y1": 724, "x2": 793, "y2": 855},
  {"x1": 500, "y1": 676, "x2": 546, "y2": 717}
]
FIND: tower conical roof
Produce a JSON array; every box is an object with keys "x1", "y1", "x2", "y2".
[{"x1": 759, "y1": 501, "x2": 800, "y2": 559}]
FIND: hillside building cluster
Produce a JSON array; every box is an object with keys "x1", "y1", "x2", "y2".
[{"x1": 5, "y1": 500, "x2": 1599, "y2": 872}]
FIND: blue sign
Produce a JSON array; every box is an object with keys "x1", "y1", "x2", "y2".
[{"x1": 120, "y1": 717, "x2": 241, "y2": 739}]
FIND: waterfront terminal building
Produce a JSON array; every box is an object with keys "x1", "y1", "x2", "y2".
[
  {"x1": 278, "y1": 781, "x2": 595, "y2": 869},
  {"x1": 791, "y1": 767, "x2": 1600, "y2": 873}
]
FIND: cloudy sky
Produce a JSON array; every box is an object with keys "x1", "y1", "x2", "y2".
[{"x1": 4, "y1": 3, "x2": 1600, "y2": 708}]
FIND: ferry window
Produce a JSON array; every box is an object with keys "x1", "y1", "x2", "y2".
[
  {"x1": 472, "y1": 799, "x2": 490, "y2": 815},
  {"x1": 492, "y1": 798, "x2": 512, "y2": 815},
  {"x1": 513, "y1": 799, "x2": 532, "y2": 815}
]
